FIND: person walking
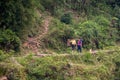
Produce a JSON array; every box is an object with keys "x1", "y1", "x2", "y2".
[
  {"x1": 77, "y1": 39, "x2": 82, "y2": 53},
  {"x1": 70, "y1": 39, "x2": 76, "y2": 50}
]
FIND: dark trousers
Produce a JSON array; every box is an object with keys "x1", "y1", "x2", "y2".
[
  {"x1": 77, "y1": 45, "x2": 82, "y2": 52},
  {"x1": 71, "y1": 44, "x2": 76, "y2": 50}
]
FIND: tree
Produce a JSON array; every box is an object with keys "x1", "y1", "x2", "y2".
[{"x1": 0, "y1": 0, "x2": 37, "y2": 34}]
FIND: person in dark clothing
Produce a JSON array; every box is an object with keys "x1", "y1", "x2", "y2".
[{"x1": 94, "y1": 39, "x2": 99, "y2": 49}]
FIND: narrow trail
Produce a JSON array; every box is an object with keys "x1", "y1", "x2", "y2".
[
  {"x1": 28, "y1": 48, "x2": 120, "y2": 58},
  {"x1": 0, "y1": 76, "x2": 8, "y2": 80},
  {"x1": 23, "y1": 17, "x2": 51, "y2": 54}
]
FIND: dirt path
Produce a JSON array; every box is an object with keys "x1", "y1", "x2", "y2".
[
  {"x1": 25, "y1": 48, "x2": 120, "y2": 58},
  {"x1": 23, "y1": 17, "x2": 51, "y2": 54},
  {"x1": 0, "y1": 76, "x2": 8, "y2": 80}
]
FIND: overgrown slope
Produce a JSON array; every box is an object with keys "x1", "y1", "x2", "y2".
[
  {"x1": 0, "y1": 0, "x2": 120, "y2": 52},
  {"x1": 0, "y1": 46, "x2": 120, "y2": 80},
  {"x1": 0, "y1": 0, "x2": 120, "y2": 80}
]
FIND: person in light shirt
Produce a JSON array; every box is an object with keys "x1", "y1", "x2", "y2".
[{"x1": 70, "y1": 39, "x2": 76, "y2": 50}]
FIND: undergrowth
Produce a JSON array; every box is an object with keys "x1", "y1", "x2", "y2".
[{"x1": 0, "y1": 46, "x2": 119, "y2": 80}]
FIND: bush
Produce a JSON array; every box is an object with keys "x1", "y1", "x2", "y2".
[
  {"x1": 60, "y1": 13, "x2": 72, "y2": 24},
  {"x1": 78, "y1": 17, "x2": 117, "y2": 49},
  {"x1": 0, "y1": 50, "x2": 13, "y2": 61},
  {"x1": 111, "y1": 51, "x2": 120, "y2": 80},
  {"x1": 0, "y1": 29, "x2": 21, "y2": 52},
  {"x1": 43, "y1": 19, "x2": 75, "y2": 51},
  {"x1": 0, "y1": 62, "x2": 26, "y2": 80},
  {"x1": 94, "y1": 16, "x2": 110, "y2": 27},
  {"x1": 78, "y1": 21, "x2": 101, "y2": 49}
]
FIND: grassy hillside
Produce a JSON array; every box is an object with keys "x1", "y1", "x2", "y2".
[
  {"x1": 0, "y1": 46, "x2": 120, "y2": 80},
  {"x1": 0, "y1": 0, "x2": 120, "y2": 52},
  {"x1": 0, "y1": 0, "x2": 120, "y2": 80}
]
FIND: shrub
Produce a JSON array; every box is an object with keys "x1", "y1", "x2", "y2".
[
  {"x1": 43, "y1": 19, "x2": 75, "y2": 51},
  {"x1": 0, "y1": 29, "x2": 21, "y2": 52},
  {"x1": 60, "y1": 13, "x2": 72, "y2": 24},
  {"x1": 94, "y1": 16, "x2": 110, "y2": 27},
  {"x1": 0, "y1": 62, "x2": 26, "y2": 80},
  {"x1": 78, "y1": 17, "x2": 117, "y2": 49},
  {"x1": 78, "y1": 21, "x2": 101, "y2": 49},
  {"x1": 111, "y1": 51, "x2": 120, "y2": 80},
  {"x1": 0, "y1": 50, "x2": 15, "y2": 62}
]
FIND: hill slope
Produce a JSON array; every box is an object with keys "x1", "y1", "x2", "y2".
[
  {"x1": 0, "y1": 0, "x2": 120, "y2": 80},
  {"x1": 0, "y1": 46, "x2": 120, "y2": 80}
]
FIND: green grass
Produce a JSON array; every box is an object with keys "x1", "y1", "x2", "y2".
[{"x1": 0, "y1": 46, "x2": 120, "y2": 80}]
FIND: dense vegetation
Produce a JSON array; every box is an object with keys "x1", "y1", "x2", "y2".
[
  {"x1": 0, "y1": 46, "x2": 120, "y2": 80},
  {"x1": 0, "y1": 0, "x2": 120, "y2": 80},
  {"x1": 41, "y1": 0, "x2": 120, "y2": 50},
  {"x1": 0, "y1": 0, "x2": 120, "y2": 51}
]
